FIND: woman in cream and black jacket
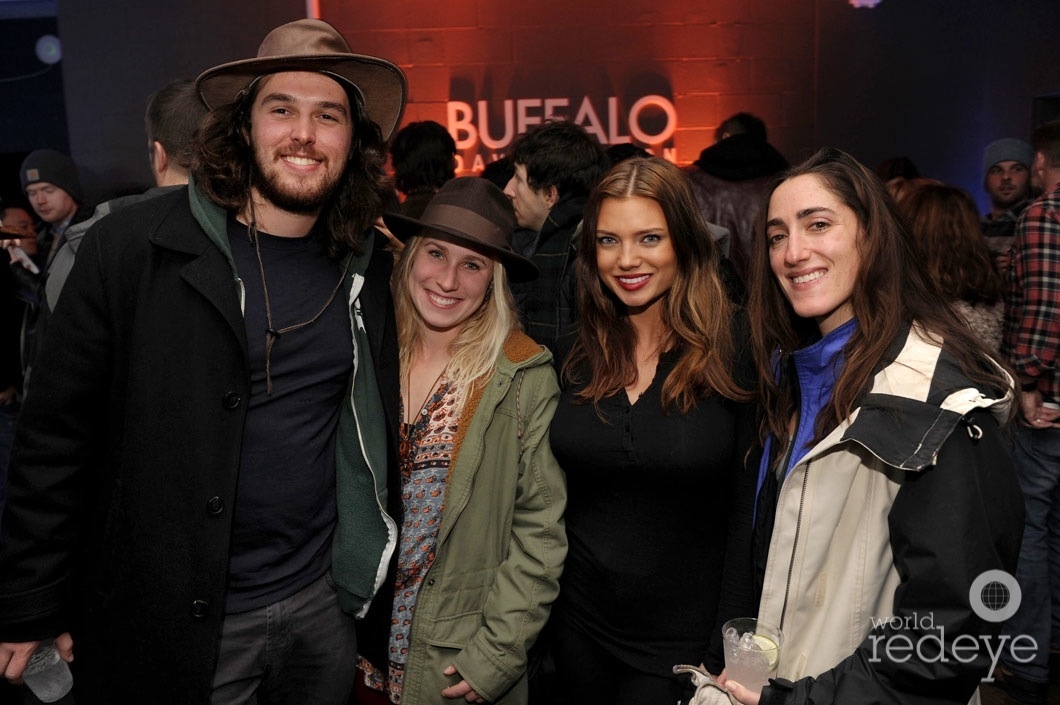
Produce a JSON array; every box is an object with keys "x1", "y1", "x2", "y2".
[{"x1": 723, "y1": 148, "x2": 1024, "y2": 705}]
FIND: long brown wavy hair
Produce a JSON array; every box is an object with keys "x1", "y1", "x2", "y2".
[
  {"x1": 746, "y1": 148, "x2": 1013, "y2": 451},
  {"x1": 563, "y1": 157, "x2": 749, "y2": 414},
  {"x1": 191, "y1": 72, "x2": 392, "y2": 259},
  {"x1": 900, "y1": 182, "x2": 1002, "y2": 304}
]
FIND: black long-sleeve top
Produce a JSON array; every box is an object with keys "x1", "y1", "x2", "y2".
[{"x1": 549, "y1": 340, "x2": 757, "y2": 676}]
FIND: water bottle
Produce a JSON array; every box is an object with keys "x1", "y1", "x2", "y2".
[{"x1": 21, "y1": 639, "x2": 73, "y2": 703}]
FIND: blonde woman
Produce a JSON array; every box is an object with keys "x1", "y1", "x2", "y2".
[{"x1": 358, "y1": 177, "x2": 567, "y2": 705}]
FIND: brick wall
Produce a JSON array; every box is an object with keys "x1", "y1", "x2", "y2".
[
  {"x1": 324, "y1": 0, "x2": 816, "y2": 170},
  {"x1": 47, "y1": 1, "x2": 1060, "y2": 206}
]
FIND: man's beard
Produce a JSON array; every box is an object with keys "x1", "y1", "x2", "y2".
[
  {"x1": 991, "y1": 186, "x2": 1029, "y2": 211},
  {"x1": 251, "y1": 148, "x2": 346, "y2": 215}
]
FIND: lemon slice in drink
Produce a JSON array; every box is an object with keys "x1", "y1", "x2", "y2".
[{"x1": 752, "y1": 634, "x2": 780, "y2": 670}]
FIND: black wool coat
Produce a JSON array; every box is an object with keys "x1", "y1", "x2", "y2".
[{"x1": 0, "y1": 186, "x2": 400, "y2": 704}]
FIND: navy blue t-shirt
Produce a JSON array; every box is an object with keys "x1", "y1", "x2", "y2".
[{"x1": 224, "y1": 217, "x2": 353, "y2": 613}]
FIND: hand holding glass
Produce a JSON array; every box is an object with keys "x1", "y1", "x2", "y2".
[
  {"x1": 22, "y1": 640, "x2": 73, "y2": 702},
  {"x1": 722, "y1": 618, "x2": 782, "y2": 691}
]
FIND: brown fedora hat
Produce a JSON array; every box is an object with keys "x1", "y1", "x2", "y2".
[
  {"x1": 195, "y1": 18, "x2": 407, "y2": 139},
  {"x1": 385, "y1": 178, "x2": 539, "y2": 283}
]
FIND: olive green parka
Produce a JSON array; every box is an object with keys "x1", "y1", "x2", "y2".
[{"x1": 385, "y1": 332, "x2": 567, "y2": 704}]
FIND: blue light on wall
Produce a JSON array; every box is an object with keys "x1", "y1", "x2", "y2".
[{"x1": 34, "y1": 33, "x2": 61, "y2": 64}]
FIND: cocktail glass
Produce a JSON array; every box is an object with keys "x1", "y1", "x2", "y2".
[{"x1": 722, "y1": 617, "x2": 782, "y2": 690}]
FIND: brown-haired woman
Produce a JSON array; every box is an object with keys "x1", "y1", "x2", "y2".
[
  {"x1": 547, "y1": 157, "x2": 755, "y2": 704},
  {"x1": 723, "y1": 147, "x2": 1023, "y2": 705},
  {"x1": 900, "y1": 182, "x2": 1005, "y2": 350}
]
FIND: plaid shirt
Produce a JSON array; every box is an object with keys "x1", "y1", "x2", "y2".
[{"x1": 1003, "y1": 181, "x2": 1060, "y2": 401}]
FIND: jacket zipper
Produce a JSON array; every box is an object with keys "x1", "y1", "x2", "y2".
[
  {"x1": 347, "y1": 280, "x2": 397, "y2": 617},
  {"x1": 779, "y1": 460, "x2": 810, "y2": 631}
]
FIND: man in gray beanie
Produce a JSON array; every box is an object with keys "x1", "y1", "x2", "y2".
[
  {"x1": 18, "y1": 148, "x2": 90, "y2": 270},
  {"x1": 5, "y1": 150, "x2": 92, "y2": 380},
  {"x1": 981, "y1": 137, "x2": 1036, "y2": 273}
]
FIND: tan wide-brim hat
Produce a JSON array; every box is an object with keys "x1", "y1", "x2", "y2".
[
  {"x1": 385, "y1": 178, "x2": 540, "y2": 283},
  {"x1": 195, "y1": 18, "x2": 407, "y2": 140}
]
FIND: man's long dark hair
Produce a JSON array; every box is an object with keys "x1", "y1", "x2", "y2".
[{"x1": 191, "y1": 73, "x2": 392, "y2": 258}]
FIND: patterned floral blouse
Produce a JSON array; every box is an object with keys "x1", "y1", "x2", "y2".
[{"x1": 362, "y1": 375, "x2": 462, "y2": 703}]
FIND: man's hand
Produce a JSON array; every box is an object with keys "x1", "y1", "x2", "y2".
[
  {"x1": 0, "y1": 634, "x2": 73, "y2": 684},
  {"x1": 1, "y1": 231, "x2": 40, "y2": 272},
  {"x1": 0, "y1": 641, "x2": 39, "y2": 683},
  {"x1": 374, "y1": 216, "x2": 404, "y2": 257},
  {"x1": 1019, "y1": 388, "x2": 1060, "y2": 429},
  {"x1": 441, "y1": 664, "x2": 485, "y2": 703}
]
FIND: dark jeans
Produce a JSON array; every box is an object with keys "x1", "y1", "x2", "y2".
[
  {"x1": 211, "y1": 572, "x2": 358, "y2": 705},
  {"x1": 1000, "y1": 425, "x2": 1060, "y2": 684}
]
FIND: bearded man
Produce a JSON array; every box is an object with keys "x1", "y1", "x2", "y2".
[
  {"x1": 981, "y1": 137, "x2": 1035, "y2": 275},
  {"x1": 0, "y1": 19, "x2": 404, "y2": 705}
]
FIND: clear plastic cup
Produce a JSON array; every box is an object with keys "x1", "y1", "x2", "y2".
[{"x1": 722, "y1": 617, "x2": 782, "y2": 690}]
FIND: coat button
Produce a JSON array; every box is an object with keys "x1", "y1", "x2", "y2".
[
  {"x1": 190, "y1": 600, "x2": 209, "y2": 619},
  {"x1": 222, "y1": 392, "x2": 241, "y2": 409},
  {"x1": 206, "y1": 496, "x2": 224, "y2": 515}
]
